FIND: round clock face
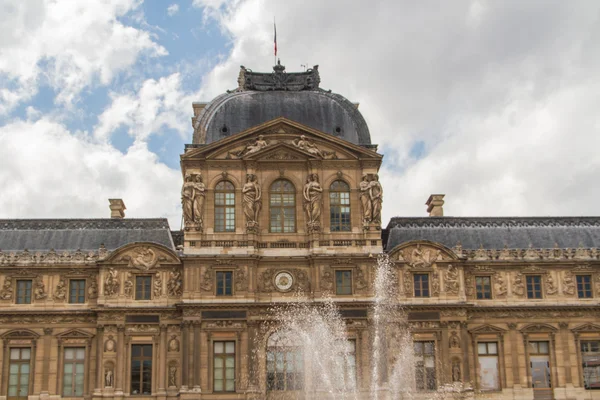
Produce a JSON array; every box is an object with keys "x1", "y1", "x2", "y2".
[{"x1": 274, "y1": 271, "x2": 294, "y2": 292}]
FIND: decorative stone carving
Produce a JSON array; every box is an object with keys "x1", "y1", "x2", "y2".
[
  {"x1": 320, "y1": 267, "x2": 334, "y2": 292},
  {"x1": 563, "y1": 271, "x2": 576, "y2": 296},
  {"x1": 431, "y1": 269, "x2": 440, "y2": 296},
  {"x1": 402, "y1": 244, "x2": 440, "y2": 269},
  {"x1": 34, "y1": 276, "x2": 47, "y2": 300},
  {"x1": 291, "y1": 268, "x2": 310, "y2": 292},
  {"x1": 105, "y1": 368, "x2": 113, "y2": 387},
  {"x1": 242, "y1": 174, "x2": 262, "y2": 233},
  {"x1": 449, "y1": 331, "x2": 460, "y2": 348},
  {"x1": 167, "y1": 269, "x2": 183, "y2": 297},
  {"x1": 445, "y1": 265, "x2": 460, "y2": 295},
  {"x1": 402, "y1": 270, "x2": 412, "y2": 296},
  {"x1": 168, "y1": 335, "x2": 180, "y2": 352},
  {"x1": 181, "y1": 172, "x2": 205, "y2": 231},
  {"x1": 168, "y1": 364, "x2": 177, "y2": 387},
  {"x1": 227, "y1": 135, "x2": 269, "y2": 159},
  {"x1": 128, "y1": 246, "x2": 158, "y2": 270},
  {"x1": 303, "y1": 173, "x2": 323, "y2": 233},
  {"x1": 545, "y1": 273, "x2": 558, "y2": 296},
  {"x1": 104, "y1": 268, "x2": 120, "y2": 297},
  {"x1": 123, "y1": 272, "x2": 133, "y2": 298},
  {"x1": 355, "y1": 267, "x2": 368, "y2": 292},
  {"x1": 88, "y1": 277, "x2": 98, "y2": 299},
  {"x1": 235, "y1": 268, "x2": 249, "y2": 292},
  {"x1": 493, "y1": 273, "x2": 508, "y2": 298},
  {"x1": 0, "y1": 276, "x2": 13, "y2": 300},
  {"x1": 291, "y1": 135, "x2": 337, "y2": 159},
  {"x1": 235, "y1": 61, "x2": 320, "y2": 91},
  {"x1": 512, "y1": 272, "x2": 525, "y2": 297},
  {"x1": 359, "y1": 173, "x2": 383, "y2": 229},
  {"x1": 153, "y1": 272, "x2": 162, "y2": 298},
  {"x1": 104, "y1": 335, "x2": 116, "y2": 352},
  {"x1": 53, "y1": 276, "x2": 67, "y2": 301},
  {"x1": 200, "y1": 268, "x2": 214, "y2": 292},
  {"x1": 452, "y1": 359, "x2": 461, "y2": 382}
]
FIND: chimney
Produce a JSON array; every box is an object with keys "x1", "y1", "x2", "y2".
[
  {"x1": 109, "y1": 199, "x2": 126, "y2": 219},
  {"x1": 426, "y1": 194, "x2": 445, "y2": 217}
]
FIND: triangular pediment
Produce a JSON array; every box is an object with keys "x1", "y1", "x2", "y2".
[
  {"x1": 182, "y1": 118, "x2": 381, "y2": 161},
  {"x1": 572, "y1": 323, "x2": 600, "y2": 332},
  {"x1": 57, "y1": 329, "x2": 95, "y2": 339},
  {"x1": 469, "y1": 324, "x2": 506, "y2": 334},
  {"x1": 520, "y1": 323, "x2": 557, "y2": 333}
]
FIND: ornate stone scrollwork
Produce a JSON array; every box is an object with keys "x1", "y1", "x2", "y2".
[
  {"x1": 168, "y1": 335, "x2": 180, "y2": 352},
  {"x1": 181, "y1": 172, "x2": 205, "y2": 232},
  {"x1": 303, "y1": 173, "x2": 323, "y2": 233},
  {"x1": 0, "y1": 276, "x2": 13, "y2": 300},
  {"x1": 242, "y1": 173, "x2": 262, "y2": 234},
  {"x1": 104, "y1": 268, "x2": 120, "y2": 297},
  {"x1": 319, "y1": 267, "x2": 334, "y2": 292}
]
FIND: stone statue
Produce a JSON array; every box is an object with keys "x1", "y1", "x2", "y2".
[
  {"x1": 303, "y1": 173, "x2": 323, "y2": 233},
  {"x1": 227, "y1": 135, "x2": 268, "y2": 158},
  {"x1": 105, "y1": 368, "x2": 113, "y2": 387},
  {"x1": 104, "y1": 268, "x2": 120, "y2": 297},
  {"x1": 293, "y1": 135, "x2": 323, "y2": 157},
  {"x1": 123, "y1": 272, "x2": 133, "y2": 298},
  {"x1": 369, "y1": 173, "x2": 383, "y2": 226},
  {"x1": 168, "y1": 335, "x2": 180, "y2": 352},
  {"x1": 168, "y1": 365, "x2": 177, "y2": 387},
  {"x1": 88, "y1": 278, "x2": 98, "y2": 299},
  {"x1": 359, "y1": 174, "x2": 372, "y2": 227},
  {"x1": 153, "y1": 272, "x2": 162, "y2": 298},
  {"x1": 34, "y1": 276, "x2": 47, "y2": 300},
  {"x1": 104, "y1": 336, "x2": 115, "y2": 352},
  {"x1": 181, "y1": 172, "x2": 205, "y2": 231},
  {"x1": 242, "y1": 174, "x2": 262, "y2": 233},
  {"x1": 129, "y1": 246, "x2": 157, "y2": 270},
  {"x1": 445, "y1": 265, "x2": 460, "y2": 295},
  {"x1": 452, "y1": 361, "x2": 461, "y2": 382},
  {"x1": 53, "y1": 276, "x2": 67, "y2": 301},
  {"x1": 167, "y1": 269, "x2": 183, "y2": 297},
  {"x1": 0, "y1": 277, "x2": 13, "y2": 300}
]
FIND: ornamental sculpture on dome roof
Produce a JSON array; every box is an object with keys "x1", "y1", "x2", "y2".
[{"x1": 234, "y1": 60, "x2": 320, "y2": 92}]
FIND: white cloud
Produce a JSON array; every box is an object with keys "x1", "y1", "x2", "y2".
[
  {"x1": 167, "y1": 3, "x2": 179, "y2": 16},
  {"x1": 0, "y1": 117, "x2": 182, "y2": 227},
  {"x1": 193, "y1": 0, "x2": 600, "y2": 222},
  {"x1": 0, "y1": 0, "x2": 167, "y2": 113}
]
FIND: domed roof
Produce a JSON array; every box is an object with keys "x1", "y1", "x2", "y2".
[{"x1": 192, "y1": 62, "x2": 371, "y2": 146}]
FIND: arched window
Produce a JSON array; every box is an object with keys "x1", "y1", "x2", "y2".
[
  {"x1": 270, "y1": 179, "x2": 296, "y2": 233},
  {"x1": 266, "y1": 332, "x2": 304, "y2": 391},
  {"x1": 214, "y1": 181, "x2": 235, "y2": 232},
  {"x1": 329, "y1": 180, "x2": 351, "y2": 232}
]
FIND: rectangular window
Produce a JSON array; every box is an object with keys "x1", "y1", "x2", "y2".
[
  {"x1": 135, "y1": 276, "x2": 152, "y2": 300},
  {"x1": 526, "y1": 275, "x2": 542, "y2": 299},
  {"x1": 131, "y1": 344, "x2": 152, "y2": 395},
  {"x1": 216, "y1": 271, "x2": 233, "y2": 296},
  {"x1": 337, "y1": 339, "x2": 356, "y2": 389},
  {"x1": 577, "y1": 275, "x2": 593, "y2": 298},
  {"x1": 214, "y1": 341, "x2": 235, "y2": 392},
  {"x1": 267, "y1": 345, "x2": 304, "y2": 391},
  {"x1": 414, "y1": 341, "x2": 436, "y2": 391},
  {"x1": 8, "y1": 347, "x2": 31, "y2": 398},
  {"x1": 63, "y1": 347, "x2": 85, "y2": 396},
  {"x1": 477, "y1": 342, "x2": 499, "y2": 391},
  {"x1": 329, "y1": 191, "x2": 351, "y2": 232},
  {"x1": 475, "y1": 276, "x2": 492, "y2": 299},
  {"x1": 215, "y1": 192, "x2": 235, "y2": 232},
  {"x1": 581, "y1": 341, "x2": 600, "y2": 390},
  {"x1": 69, "y1": 280, "x2": 86, "y2": 304},
  {"x1": 414, "y1": 274, "x2": 430, "y2": 297},
  {"x1": 335, "y1": 270, "x2": 352, "y2": 295},
  {"x1": 16, "y1": 280, "x2": 32, "y2": 304}
]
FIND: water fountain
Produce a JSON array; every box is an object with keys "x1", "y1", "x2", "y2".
[{"x1": 256, "y1": 254, "x2": 474, "y2": 400}]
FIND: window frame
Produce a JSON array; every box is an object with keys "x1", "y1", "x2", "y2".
[
  {"x1": 475, "y1": 275, "x2": 492, "y2": 300},
  {"x1": 266, "y1": 333, "x2": 304, "y2": 391},
  {"x1": 476, "y1": 341, "x2": 501, "y2": 391},
  {"x1": 581, "y1": 340, "x2": 600, "y2": 390},
  {"x1": 62, "y1": 347, "x2": 85, "y2": 397},
  {"x1": 130, "y1": 344, "x2": 153, "y2": 395},
  {"x1": 7, "y1": 346, "x2": 32, "y2": 399},
  {"x1": 335, "y1": 269, "x2": 353, "y2": 295},
  {"x1": 16, "y1": 279, "x2": 32, "y2": 304},
  {"x1": 414, "y1": 341, "x2": 437, "y2": 391},
  {"x1": 68, "y1": 279, "x2": 86, "y2": 304},
  {"x1": 135, "y1": 275, "x2": 152, "y2": 301},
  {"x1": 215, "y1": 270, "x2": 233, "y2": 296},
  {"x1": 526, "y1": 275, "x2": 543, "y2": 299},
  {"x1": 576, "y1": 275, "x2": 593, "y2": 299},
  {"x1": 329, "y1": 180, "x2": 351, "y2": 232},
  {"x1": 213, "y1": 341, "x2": 236, "y2": 392},
  {"x1": 214, "y1": 180, "x2": 236, "y2": 233},
  {"x1": 269, "y1": 179, "x2": 296, "y2": 233},
  {"x1": 413, "y1": 274, "x2": 430, "y2": 298}
]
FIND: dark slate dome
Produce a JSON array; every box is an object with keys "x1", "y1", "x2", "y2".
[{"x1": 192, "y1": 62, "x2": 371, "y2": 146}]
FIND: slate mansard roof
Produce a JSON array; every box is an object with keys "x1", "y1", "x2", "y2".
[
  {"x1": 192, "y1": 63, "x2": 372, "y2": 146},
  {"x1": 0, "y1": 219, "x2": 175, "y2": 251},
  {"x1": 385, "y1": 217, "x2": 600, "y2": 251}
]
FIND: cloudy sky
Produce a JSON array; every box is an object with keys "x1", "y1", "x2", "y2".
[{"x1": 1, "y1": 0, "x2": 599, "y2": 229}]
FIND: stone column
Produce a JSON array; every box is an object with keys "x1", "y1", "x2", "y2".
[
  {"x1": 56, "y1": 338, "x2": 63, "y2": 396},
  {"x1": 188, "y1": 322, "x2": 195, "y2": 387},
  {"x1": 193, "y1": 322, "x2": 201, "y2": 390},
  {"x1": 94, "y1": 325, "x2": 104, "y2": 393},
  {"x1": 41, "y1": 328, "x2": 53, "y2": 394},
  {"x1": 158, "y1": 325, "x2": 168, "y2": 393},
  {"x1": 460, "y1": 322, "x2": 471, "y2": 382},
  {"x1": 440, "y1": 322, "x2": 450, "y2": 384},
  {"x1": 181, "y1": 322, "x2": 189, "y2": 390},
  {"x1": 559, "y1": 322, "x2": 572, "y2": 384},
  {"x1": 85, "y1": 340, "x2": 92, "y2": 399},
  {"x1": 115, "y1": 325, "x2": 125, "y2": 393},
  {"x1": 0, "y1": 339, "x2": 7, "y2": 396},
  {"x1": 246, "y1": 321, "x2": 259, "y2": 390},
  {"x1": 508, "y1": 323, "x2": 521, "y2": 387}
]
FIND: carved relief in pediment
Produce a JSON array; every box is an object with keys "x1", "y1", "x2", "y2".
[
  {"x1": 109, "y1": 245, "x2": 179, "y2": 271},
  {"x1": 397, "y1": 244, "x2": 451, "y2": 269}
]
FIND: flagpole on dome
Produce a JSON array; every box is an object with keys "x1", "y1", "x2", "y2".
[{"x1": 273, "y1": 17, "x2": 277, "y2": 66}]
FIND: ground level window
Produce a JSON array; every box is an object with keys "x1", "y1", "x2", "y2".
[
  {"x1": 335, "y1": 270, "x2": 352, "y2": 295},
  {"x1": 582, "y1": 341, "x2": 600, "y2": 390},
  {"x1": 267, "y1": 332, "x2": 304, "y2": 391},
  {"x1": 214, "y1": 341, "x2": 235, "y2": 391},
  {"x1": 8, "y1": 347, "x2": 31, "y2": 399},
  {"x1": 477, "y1": 342, "x2": 499, "y2": 390},
  {"x1": 414, "y1": 341, "x2": 436, "y2": 391},
  {"x1": 63, "y1": 347, "x2": 85, "y2": 396},
  {"x1": 131, "y1": 344, "x2": 152, "y2": 395}
]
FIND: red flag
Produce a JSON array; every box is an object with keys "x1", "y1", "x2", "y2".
[{"x1": 274, "y1": 20, "x2": 277, "y2": 56}]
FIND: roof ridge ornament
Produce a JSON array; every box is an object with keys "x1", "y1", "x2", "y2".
[{"x1": 234, "y1": 60, "x2": 320, "y2": 92}]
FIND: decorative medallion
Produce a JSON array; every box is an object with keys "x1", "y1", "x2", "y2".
[{"x1": 274, "y1": 271, "x2": 294, "y2": 292}]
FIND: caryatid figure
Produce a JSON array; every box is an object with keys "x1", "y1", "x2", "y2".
[
  {"x1": 242, "y1": 174, "x2": 262, "y2": 232},
  {"x1": 303, "y1": 173, "x2": 323, "y2": 232}
]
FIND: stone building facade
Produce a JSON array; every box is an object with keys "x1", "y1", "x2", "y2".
[{"x1": 0, "y1": 63, "x2": 598, "y2": 400}]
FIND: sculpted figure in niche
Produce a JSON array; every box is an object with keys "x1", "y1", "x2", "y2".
[
  {"x1": 181, "y1": 172, "x2": 205, "y2": 231},
  {"x1": 242, "y1": 174, "x2": 262, "y2": 233},
  {"x1": 0, "y1": 277, "x2": 13, "y2": 300},
  {"x1": 88, "y1": 278, "x2": 98, "y2": 299},
  {"x1": 153, "y1": 272, "x2": 162, "y2": 298},
  {"x1": 34, "y1": 276, "x2": 47, "y2": 300},
  {"x1": 53, "y1": 276, "x2": 67, "y2": 301},
  {"x1": 359, "y1": 174, "x2": 372, "y2": 226},
  {"x1": 168, "y1": 365, "x2": 177, "y2": 387},
  {"x1": 168, "y1": 335, "x2": 180, "y2": 352},
  {"x1": 167, "y1": 269, "x2": 183, "y2": 297},
  {"x1": 105, "y1": 368, "x2": 113, "y2": 387},
  {"x1": 104, "y1": 268, "x2": 119, "y2": 297},
  {"x1": 369, "y1": 173, "x2": 383, "y2": 226},
  {"x1": 452, "y1": 361, "x2": 461, "y2": 382},
  {"x1": 123, "y1": 272, "x2": 133, "y2": 298},
  {"x1": 303, "y1": 173, "x2": 323, "y2": 233}
]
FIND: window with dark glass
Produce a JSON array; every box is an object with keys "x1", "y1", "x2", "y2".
[
  {"x1": 414, "y1": 341, "x2": 436, "y2": 391},
  {"x1": 63, "y1": 347, "x2": 85, "y2": 396},
  {"x1": 270, "y1": 179, "x2": 296, "y2": 233},
  {"x1": 135, "y1": 276, "x2": 152, "y2": 300},
  {"x1": 214, "y1": 341, "x2": 235, "y2": 392},
  {"x1": 477, "y1": 342, "x2": 500, "y2": 390},
  {"x1": 581, "y1": 341, "x2": 600, "y2": 390},
  {"x1": 526, "y1": 275, "x2": 542, "y2": 299},
  {"x1": 475, "y1": 276, "x2": 492, "y2": 299},
  {"x1": 335, "y1": 270, "x2": 352, "y2": 295},
  {"x1": 267, "y1": 332, "x2": 304, "y2": 391},
  {"x1": 329, "y1": 180, "x2": 351, "y2": 232},
  {"x1": 414, "y1": 274, "x2": 430, "y2": 297},
  {"x1": 16, "y1": 280, "x2": 32, "y2": 304},
  {"x1": 131, "y1": 344, "x2": 152, "y2": 395},
  {"x1": 8, "y1": 347, "x2": 31, "y2": 399},
  {"x1": 216, "y1": 271, "x2": 233, "y2": 296},
  {"x1": 69, "y1": 280, "x2": 86, "y2": 304},
  {"x1": 215, "y1": 181, "x2": 235, "y2": 232},
  {"x1": 577, "y1": 275, "x2": 593, "y2": 298}
]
